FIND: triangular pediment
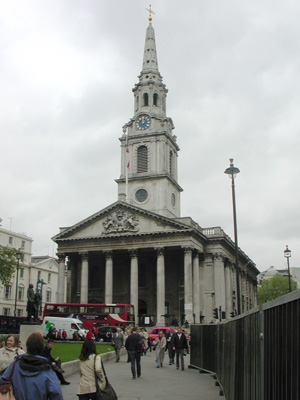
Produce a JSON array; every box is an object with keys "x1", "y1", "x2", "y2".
[{"x1": 52, "y1": 201, "x2": 191, "y2": 242}]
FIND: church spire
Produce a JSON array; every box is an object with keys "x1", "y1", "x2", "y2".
[{"x1": 142, "y1": 7, "x2": 159, "y2": 76}]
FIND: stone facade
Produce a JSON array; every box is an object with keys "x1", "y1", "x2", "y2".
[{"x1": 53, "y1": 17, "x2": 259, "y2": 325}]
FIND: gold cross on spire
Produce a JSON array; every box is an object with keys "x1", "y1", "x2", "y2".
[{"x1": 146, "y1": 4, "x2": 155, "y2": 25}]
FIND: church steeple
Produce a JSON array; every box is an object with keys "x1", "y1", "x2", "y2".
[{"x1": 116, "y1": 12, "x2": 183, "y2": 219}]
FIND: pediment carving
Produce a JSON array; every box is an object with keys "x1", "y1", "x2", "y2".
[{"x1": 102, "y1": 207, "x2": 139, "y2": 234}]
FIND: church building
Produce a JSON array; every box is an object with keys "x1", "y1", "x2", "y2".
[{"x1": 53, "y1": 12, "x2": 259, "y2": 326}]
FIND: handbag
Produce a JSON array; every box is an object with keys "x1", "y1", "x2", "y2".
[
  {"x1": 94, "y1": 355, "x2": 117, "y2": 400},
  {"x1": 0, "y1": 360, "x2": 17, "y2": 400}
]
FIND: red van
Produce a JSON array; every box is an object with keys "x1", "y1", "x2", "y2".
[{"x1": 149, "y1": 327, "x2": 171, "y2": 344}]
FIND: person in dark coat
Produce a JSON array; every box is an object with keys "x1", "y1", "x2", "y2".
[
  {"x1": 0, "y1": 333, "x2": 63, "y2": 399},
  {"x1": 125, "y1": 326, "x2": 143, "y2": 379},
  {"x1": 172, "y1": 327, "x2": 188, "y2": 370},
  {"x1": 42, "y1": 339, "x2": 70, "y2": 385},
  {"x1": 166, "y1": 327, "x2": 176, "y2": 365}
]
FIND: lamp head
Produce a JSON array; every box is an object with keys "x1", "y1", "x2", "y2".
[
  {"x1": 284, "y1": 245, "x2": 291, "y2": 258},
  {"x1": 224, "y1": 158, "x2": 240, "y2": 179}
]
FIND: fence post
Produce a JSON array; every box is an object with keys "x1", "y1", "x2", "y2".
[{"x1": 259, "y1": 305, "x2": 264, "y2": 400}]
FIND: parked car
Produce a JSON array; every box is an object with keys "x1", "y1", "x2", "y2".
[
  {"x1": 149, "y1": 327, "x2": 171, "y2": 345},
  {"x1": 96, "y1": 326, "x2": 124, "y2": 342}
]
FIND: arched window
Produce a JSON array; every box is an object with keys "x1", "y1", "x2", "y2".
[
  {"x1": 143, "y1": 93, "x2": 149, "y2": 106},
  {"x1": 153, "y1": 93, "x2": 158, "y2": 106},
  {"x1": 136, "y1": 95, "x2": 139, "y2": 111},
  {"x1": 137, "y1": 146, "x2": 148, "y2": 173},
  {"x1": 169, "y1": 151, "x2": 174, "y2": 177}
]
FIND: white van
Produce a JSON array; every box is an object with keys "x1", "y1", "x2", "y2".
[{"x1": 42, "y1": 317, "x2": 88, "y2": 340}]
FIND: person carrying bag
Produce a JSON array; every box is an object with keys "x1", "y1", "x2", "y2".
[
  {"x1": 94, "y1": 356, "x2": 117, "y2": 400},
  {"x1": 0, "y1": 360, "x2": 16, "y2": 400}
]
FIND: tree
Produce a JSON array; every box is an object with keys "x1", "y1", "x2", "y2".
[
  {"x1": 258, "y1": 273, "x2": 297, "y2": 304},
  {"x1": 0, "y1": 245, "x2": 18, "y2": 286}
]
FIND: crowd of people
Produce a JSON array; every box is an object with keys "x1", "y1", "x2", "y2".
[{"x1": 0, "y1": 325, "x2": 190, "y2": 399}]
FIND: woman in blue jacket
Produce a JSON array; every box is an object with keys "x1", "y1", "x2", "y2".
[{"x1": 0, "y1": 332, "x2": 63, "y2": 400}]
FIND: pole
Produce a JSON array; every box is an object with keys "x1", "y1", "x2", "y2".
[
  {"x1": 287, "y1": 257, "x2": 291, "y2": 293},
  {"x1": 231, "y1": 173, "x2": 241, "y2": 315},
  {"x1": 14, "y1": 257, "x2": 20, "y2": 317}
]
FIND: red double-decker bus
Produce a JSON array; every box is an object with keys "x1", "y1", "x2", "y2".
[{"x1": 43, "y1": 303, "x2": 135, "y2": 330}]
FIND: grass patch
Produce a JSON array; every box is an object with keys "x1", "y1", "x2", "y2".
[{"x1": 51, "y1": 342, "x2": 114, "y2": 363}]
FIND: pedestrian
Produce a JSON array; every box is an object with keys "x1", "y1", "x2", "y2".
[
  {"x1": 62, "y1": 329, "x2": 67, "y2": 341},
  {"x1": 77, "y1": 339, "x2": 106, "y2": 399},
  {"x1": 125, "y1": 326, "x2": 143, "y2": 379},
  {"x1": 57, "y1": 329, "x2": 62, "y2": 340},
  {"x1": 0, "y1": 332, "x2": 63, "y2": 399},
  {"x1": 0, "y1": 335, "x2": 25, "y2": 376},
  {"x1": 153, "y1": 331, "x2": 166, "y2": 368},
  {"x1": 166, "y1": 327, "x2": 176, "y2": 365},
  {"x1": 112, "y1": 327, "x2": 124, "y2": 362},
  {"x1": 42, "y1": 338, "x2": 70, "y2": 385},
  {"x1": 86, "y1": 329, "x2": 95, "y2": 340},
  {"x1": 172, "y1": 327, "x2": 188, "y2": 371},
  {"x1": 139, "y1": 328, "x2": 148, "y2": 355}
]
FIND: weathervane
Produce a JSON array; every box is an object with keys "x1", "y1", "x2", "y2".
[{"x1": 146, "y1": 4, "x2": 155, "y2": 25}]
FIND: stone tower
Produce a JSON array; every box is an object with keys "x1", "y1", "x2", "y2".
[{"x1": 116, "y1": 13, "x2": 183, "y2": 218}]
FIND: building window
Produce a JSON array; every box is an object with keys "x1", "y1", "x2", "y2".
[
  {"x1": 48, "y1": 273, "x2": 51, "y2": 283},
  {"x1": 153, "y1": 93, "x2": 158, "y2": 106},
  {"x1": 3, "y1": 308, "x2": 10, "y2": 316},
  {"x1": 135, "y1": 189, "x2": 148, "y2": 203},
  {"x1": 143, "y1": 93, "x2": 149, "y2": 106},
  {"x1": 46, "y1": 291, "x2": 51, "y2": 302},
  {"x1": 17, "y1": 286, "x2": 24, "y2": 301},
  {"x1": 21, "y1": 240, "x2": 25, "y2": 248},
  {"x1": 137, "y1": 146, "x2": 148, "y2": 173},
  {"x1": 20, "y1": 268, "x2": 24, "y2": 278},
  {"x1": 169, "y1": 151, "x2": 174, "y2": 177},
  {"x1": 8, "y1": 237, "x2": 13, "y2": 245},
  {"x1": 37, "y1": 271, "x2": 41, "y2": 280},
  {"x1": 17, "y1": 309, "x2": 23, "y2": 317},
  {"x1": 4, "y1": 286, "x2": 11, "y2": 299}
]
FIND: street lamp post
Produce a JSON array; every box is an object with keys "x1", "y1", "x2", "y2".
[
  {"x1": 14, "y1": 250, "x2": 23, "y2": 317},
  {"x1": 284, "y1": 245, "x2": 292, "y2": 293},
  {"x1": 225, "y1": 158, "x2": 241, "y2": 315}
]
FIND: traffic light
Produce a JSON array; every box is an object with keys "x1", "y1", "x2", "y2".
[{"x1": 213, "y1": 308, "x2": 219, "y2": 320}]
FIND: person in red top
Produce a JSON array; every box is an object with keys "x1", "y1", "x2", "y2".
[
  {"x1": 86, "y1": 329, "x2": 95, "y2": 340},
  {"x1": 62, "y1": 329, "x2": 67, "y2": 340},
  {"x1": 57, "y1": 329, "x2": 62, "y2": 340}
]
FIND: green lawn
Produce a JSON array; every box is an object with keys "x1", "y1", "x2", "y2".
[{"x1": 51, "y1": 342, "x2": 114, "y2": 363}]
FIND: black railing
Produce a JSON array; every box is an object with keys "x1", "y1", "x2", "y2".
[
  {"x1": 0, "y1": 316, "x2": 26, "y2": 334},
  {"x1": 190, "y1": 290, "x2": 300, "y2": 400}
]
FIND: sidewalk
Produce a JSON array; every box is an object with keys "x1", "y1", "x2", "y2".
[{"x1": 61, "y1": 351, "x2": 220, "y2": 400}]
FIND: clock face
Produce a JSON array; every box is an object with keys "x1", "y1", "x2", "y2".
[{"x1": 135, "y1": 115, "x2": 151, "y2": 131}]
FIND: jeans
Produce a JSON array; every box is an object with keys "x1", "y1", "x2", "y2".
[
  {"x1": 175, "y1": 349, "x2": 184, "y2": 369},
  {"x1": 129, "y1": 350, "x2": 141, "y2": 378}
]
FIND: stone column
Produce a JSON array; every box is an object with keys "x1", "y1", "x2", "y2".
[
  {"x1": 129, "y1": 249, "x2": 138, "y2": 324},
  {"x1": 225, "y1": 261, "x2": 233, "y2": 318},
  {"x1": 70, "y1": 258, "x2": 77, "y2": 303},
  {"x1": 192, "y1": 252, "x2": 200, "y2": 323},
  {"x1": 183, "y1": 247, "x2": 193, "y2": 323},
  {"x1": 57, "y1": 253, "x2": 65, "y2": 303},
  {"x1": 213, "y1": 253, "x2": 226, "y2": 318},
  {"x1": 105, "y1": 251, "x2": 113, "y2": 304},
  {"x1": 156, "y1": 247, "x2": 165, "y2": 326},
  {"x1": 203, "y1": 253, "x2": 214, "y2": 322},
  {"x1": 199, "y1": 254, "x2": 205, "y2": 319},
  {"x1": 80, "y1": 252, "x2": 89, "y2": 304}
]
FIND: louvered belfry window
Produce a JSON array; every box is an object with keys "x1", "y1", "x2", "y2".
[
  {"x1": 137, "y1": 145, "x2": 148, "y2": 173},
  {"x1": 169, "y1": 151, "x2": 174, "y2": 177}
]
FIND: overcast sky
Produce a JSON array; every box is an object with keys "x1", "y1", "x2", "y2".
[{"x1": 1, "y1": 0, "x2": 299, "y2": 272}]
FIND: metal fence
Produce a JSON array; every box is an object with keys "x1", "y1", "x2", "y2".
[
  {"x1": 190, "y1": 290, "x2": 300, "y2": 400},
  {"x1": 0, "y1": 316, "x2": 26, "y2": 334}
]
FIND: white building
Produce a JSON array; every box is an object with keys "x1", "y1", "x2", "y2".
[{"x1": 0, "y1": 227, "x2": 63, "y2": 317}]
